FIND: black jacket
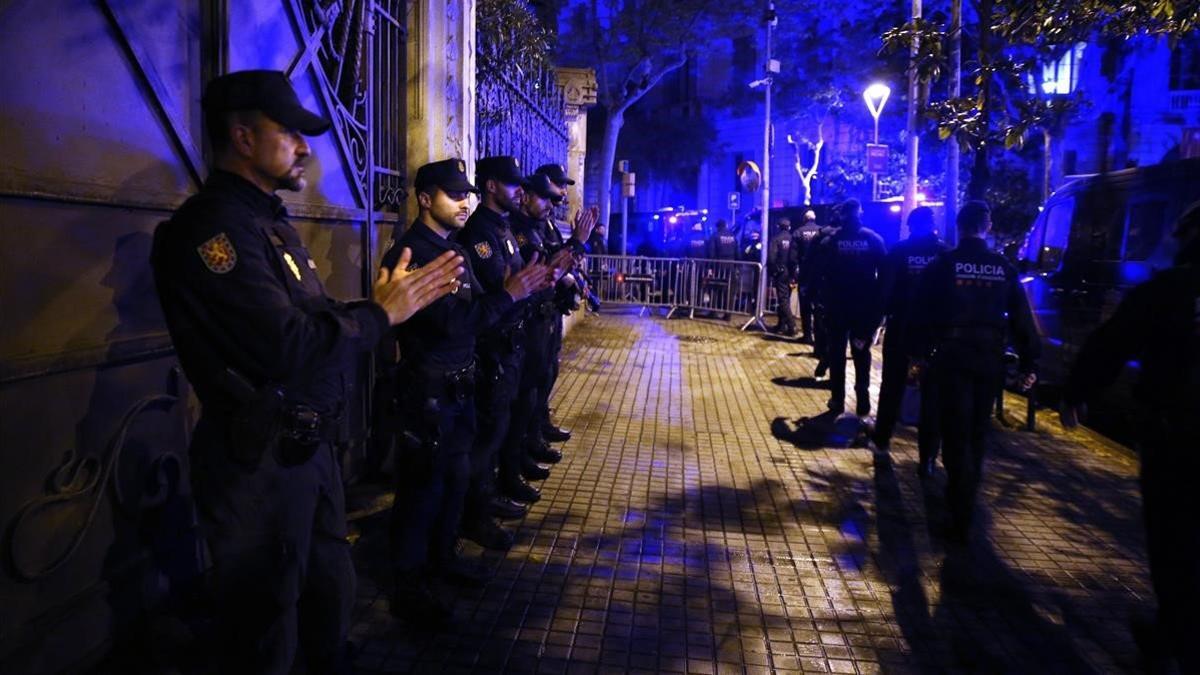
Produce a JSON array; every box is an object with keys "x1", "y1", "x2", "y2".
[{"x1": 152, "y1": 170, "x2": 388, "y2": 416}]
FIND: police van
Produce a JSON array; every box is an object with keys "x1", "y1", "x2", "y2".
[{"x1": 1015, "y1": 158, "x2": 1200, "y2": 427}]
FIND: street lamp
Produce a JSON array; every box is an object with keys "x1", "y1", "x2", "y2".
[
  {"x1": 863, "y1": 83, "x2": 890, "y2": 201},
  {"x1": 863, "y1": 83, "x2": 891, "y2": 143}
]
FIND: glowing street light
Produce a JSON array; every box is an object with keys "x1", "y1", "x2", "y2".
[{"x1": 862, "y1": 83, "x2": 891, "y2": 144}]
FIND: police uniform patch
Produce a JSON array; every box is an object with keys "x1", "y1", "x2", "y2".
[
  {"x1": 197, "y1": 232, "x2": 237, "y2": 274},
  {"x1": 475, "y1": 241, "x2": 492, "y2": 259},
  {"x1": 505, "y1": 239, "x2": 515, "y2": 256},
  {"x1": 282, "y1": 252, "x2": 303, "y2": 281},
  {"x1": 457, "y1": 160, "x2": 466, "y2": 173},
  {"x1": 516, "y1": 233, "x2": 528, "y2": 247}
]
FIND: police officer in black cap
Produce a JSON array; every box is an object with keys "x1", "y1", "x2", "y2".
[
  {"x1": 458, "y1": 156, "x2": 540, "y2": 550},
  {"x1": 872, "y1": 206, "x2": 949, "y2": 469},
  {"x1": 909, "y1": 200, "x2": 1038, "y2": 543},
  {"x1": 151, "y1": 70, "x2": 463, "y2": 672},
  {"x1": 812, "y1": 199, "x2": 887, "y2": 415},
  {"x1": 791, "y1": 210, "x2": 821, "y2": 342},
  {"x1": 1061, "y1": 201, "x2": 1200, "y2": 672},
  {"x1": 510, "y1": 174, "x2": 580, "y2": 474},
  {"x1": 381, "y1": 158, "x2": 550, "y2": 626},
  {"x1": 534, "y1": 163, "x2": 598, "y2": 444}
]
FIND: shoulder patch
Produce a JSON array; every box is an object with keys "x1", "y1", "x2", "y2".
[
  {"x1": 516, "y1": 233, "x2": 529, "y2": 247},
  {"x1": 474, "y1": 241, "x2": 492, "y2": 259},
  {"x1": 197, "y1": 232, "x2": 237, "y2": 274}
]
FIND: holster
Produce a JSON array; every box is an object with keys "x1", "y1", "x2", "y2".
[{"x1": 223, "y1": 369, "x2": 285, "y2": 468}]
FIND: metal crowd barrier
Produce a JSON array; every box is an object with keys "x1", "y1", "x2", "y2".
[{"x1": 587, "y1": 255, "x2": 767, "y2": 318}]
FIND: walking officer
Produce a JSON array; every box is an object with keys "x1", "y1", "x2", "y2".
[
  {"x1": 872, "y1": 206, "x2": 948, "y2": 473},
  {"x1": 151, "y1": 70, "x2": 463, "y2": 672},
  {"x1": 768, "y1": 218, "x2": 797, "y2": 335},
  {"x1": 909, "y1": 200, "x2": 1038, "y2": 543},
  {"x1": 1061, "y1": 201, "x2": 1200, "y2": 673},
  {"x1": 792, "y1": 210, "x2": 821, "y2": 342},
  {"x1": 458, "y1": 156, "x2": 540, "y2": 550},
  {"x1": 801, "y1": 215, "x2": 839, "y2": 378},
  {"x1": 381, "y1": 159, "x2": 550, "y2": 626},
  {"x1": 813, "y1": 199, "x2": 887, "y2": 415}
]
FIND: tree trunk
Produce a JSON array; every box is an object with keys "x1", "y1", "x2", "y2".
[
  {"x1": 1043, "y1": 127, "x2": 1062, "y2": 201},
  {"x1": 902, "y1": 0, "x2": 922, "y2": 235},
  {"x1": 968, "y1": 0, "x2": 993, "y2": 200},
  {"x1": 946, "y1": 0, "x2": 961, "y2": 245},
  {"x1": 597, "y1": 106, "x2": 625, "y2": 242}
]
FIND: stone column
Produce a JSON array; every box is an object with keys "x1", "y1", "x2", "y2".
[
  {"x1": 554, "y1": 67, "x2": 597, "y2": 225},
  {"x1": 405, "y1": 0, "x2": 476, "y2": 223}
]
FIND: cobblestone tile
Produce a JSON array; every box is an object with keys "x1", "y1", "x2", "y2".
[{"x1": 351, "y1": 311, "x2": 1151, "y2": 673}]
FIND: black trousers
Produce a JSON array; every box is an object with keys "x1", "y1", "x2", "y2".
[
  {"x1": 465, "y1": 345, "x2": 523, "y2": 520},
  {"x1": 874, "y1": 323, "x2": 941, "y2": 460},
  {"x1": 191, "y1": 417, "x2": 353, "y2": 674},
  {"x1": 773, "y1": 275, "x2": 795, "y2": 332},
  {"x1": 516, "y1": 314, "x2": 556, "y2": 451},
  {"x1": 1140, "y1": 429, "x2": 1200, "y2": 672},
  {"x1": 827, "y1": 311, "x2": 875, "y2": 410},
  {"x1": 811, "y1": 301, "x2": 830, "y2": 371},
  {"x1": 798, "y1": 288, "x2": 813, "y2": 338},
  {"x1": 933, "y1": 364, "x2": 1001, "y2": 530},
  {"x1": 390, "y1": 390, "x2": 473, "y2": 574}
]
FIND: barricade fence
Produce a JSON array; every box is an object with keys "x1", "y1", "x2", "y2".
[{"x1": 586, "y1": 255, "x2": 784, "y2": 318}]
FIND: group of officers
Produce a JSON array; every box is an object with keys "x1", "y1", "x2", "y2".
[
  {"x1": 152, "y1": 70, "x2": 598, "y2": 673},
  {"x1": 147, "y1": 67, "x2": 1196, "y2": 673}
]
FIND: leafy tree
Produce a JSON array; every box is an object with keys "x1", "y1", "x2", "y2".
[
  {"x1": 558, "y1": 0, "x2": 755, "y2": 226},
  {"x1": 883, "y1": 0, "x2": 1199, "y2": 199}
]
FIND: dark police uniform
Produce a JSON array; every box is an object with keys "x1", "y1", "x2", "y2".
[
  {"x1": 814, "y1": 223, "x2": 887, "y2": 413},
  {"x1": 1064, "y1": 228, "x2": 1199, "y2": 671},
  {"x1": 768, "y1": 227, "x2": 796, "y2": 334},
  {"x1": 153, "y1": 168, "x2": 376, "y2": 672},
  {"x1": 792, "y1": 220, "x2": 821, "y2": 340},
  {"x1": 874, "y1": 231, "x2": 949, "y2": 461},
  {"x1": 801, "y1": 224, "x2": 838, "y2": 375},
  {"x1": 910, "y1": 236, "x2": 1039, "y2": 538},
  {"x1": 511, "y1": 206, "x2": 560, "y2": 460},
  {"x1": 458, "y1": 164, "x2": 535, "y2": 510},
  {"x1": 379, "y1": 160, "x2": 514, "y2": 622}
]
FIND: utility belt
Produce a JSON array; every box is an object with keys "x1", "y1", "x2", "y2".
[
  {"x1": 537, "y1": 299, "x2": 561, "y2": 320},
  {"x1": 479, "y1": 318, "x2": 526, "y2": 354},
  {"x1": 221, "y1": 369, "x2": 342, "y2": 468},
  {"x1": 401, "y1": 360, "x2": 476, "y2": 404}
]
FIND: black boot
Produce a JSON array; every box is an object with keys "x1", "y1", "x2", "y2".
[
  {"x1": 502, "y1": 476, "x2": 541, "y2": 504},
  {"x1": 438, "y1": 548, "x2": 492, "y2": 588},
  {"x1": 528, "y1": 442, "x2": 562, "y2": 464},
  {"x1": 488, "y1": 496, "x2": 527, "y2": 520},
  {"x1": 461, "y1": 517, "x2": 514, "y2": 551},
  {"x1": 541, "y1": 424, "x2": 571, "y2": 442},
  {"x1": 390, "y1": 571, "x2": 451, "y2": 627},
  {"x1": 522, "y1": 457, "x2": 550, "y2": 481}
]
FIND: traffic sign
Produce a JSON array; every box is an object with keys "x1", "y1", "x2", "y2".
[
  {"x1": 728, "y1": 191, "x2": 741, "y2": 211},
  {"x1": 866, "y1": 143, "x2": 888, "y2": 174}
]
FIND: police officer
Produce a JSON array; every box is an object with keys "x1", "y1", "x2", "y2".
[
  {"x1": 813, "y1": 199, "x2": 887, "y2": 415},
  {"x1": 510, "y1": 174, "x2": 580, "y2": 476},
  {"x1": 792, "y1": 210, "x2": 821, "y2": 342},
  {"x1": 151, "y1": 70, "x2": 463, "y2": 672},
  {"x1": 459, "y1": 156, "x2": 540, "y2": 550},
  {"x1": 801, "y1": 215, "x2": 839, "y2": 377},
  {"x1": 872, "y1": 206, "x2": 949, "y2": 472},
  {"x1": 534, "y1": 163, "x2": 597, "y2": 444},
  {"x1": 909, "y1": 200, "x2": 1038, "y2": 543},
  {"x1": 768, "y1": 218, "x2": 797, "y2": 335},
  {"x1": 1061, "y1": 202, "x2": 1200, "y2": 672},
  {"x1": 738, "y1": 220, "x2": 764, "y2": 311},
  {"x1": 381, "y1": 159, "x2": 550, "y2": 626},
  {"x1": 685, "y1": 220, "x2": 709, "y2": 259},
  {"x1": 701, "y1": 219, "x2": 738, "y2": 318}
]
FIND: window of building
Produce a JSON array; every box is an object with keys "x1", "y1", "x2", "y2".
[
  {"x1": 1028, "y1": 43, "x2": 1086, "y2": 96},
  {"x1": 1170, "y1": 36, "x2": 1200, "y2": 90}
]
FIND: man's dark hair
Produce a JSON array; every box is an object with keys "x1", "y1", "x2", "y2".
[
  {"x1": 716, "y1": 219, "x2": 728, "y2": 230},
  {"x1": 957, "y1": 200, "x2": 991, "y2": 235},
  {"x1": 206, "y1": 109, "x2": 257, "y2": 155},
  {"x1": 907, "y1": 206, "x2": 935, "y2": 235},
  {"x1": 839, "y1": 198, "x2": 862, "y2": 219}
]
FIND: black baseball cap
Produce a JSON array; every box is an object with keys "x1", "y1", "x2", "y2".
[
  {"x1": 524, "y1": 173, "x2": 563, "y2": 202},
  {"x1": 476, "y1": 156, "x2": 527, "y2": 187},
  {"x1": 202, "y1": 70, "x2": 331, "y2": 135},
  {"x1": 536, "y1": 163, "x2": 575, "y2": 186},
  {"x1": 414, "y1": 158, "x2": 479, "y2": 194}
]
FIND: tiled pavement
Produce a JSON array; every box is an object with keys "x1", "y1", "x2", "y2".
[{"x1": 349, "y1": 310, "x2": 1152, "y2": 674}]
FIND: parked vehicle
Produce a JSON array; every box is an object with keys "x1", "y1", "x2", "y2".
[{"x1": 1015, "y1": 158, "x2": 1200, "y2": 434}]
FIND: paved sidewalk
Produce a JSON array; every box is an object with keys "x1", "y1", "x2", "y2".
[{"x1": 349, "y1": 311, "x2": 1151, "y2": 674}]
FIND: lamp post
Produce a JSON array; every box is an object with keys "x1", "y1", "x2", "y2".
[
  {"x1": 863, "y1": 83, "x2": 890, "y2": 201},
  {"x1": 740, "y1": 0, "x2": 778, "y2": 332}
]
